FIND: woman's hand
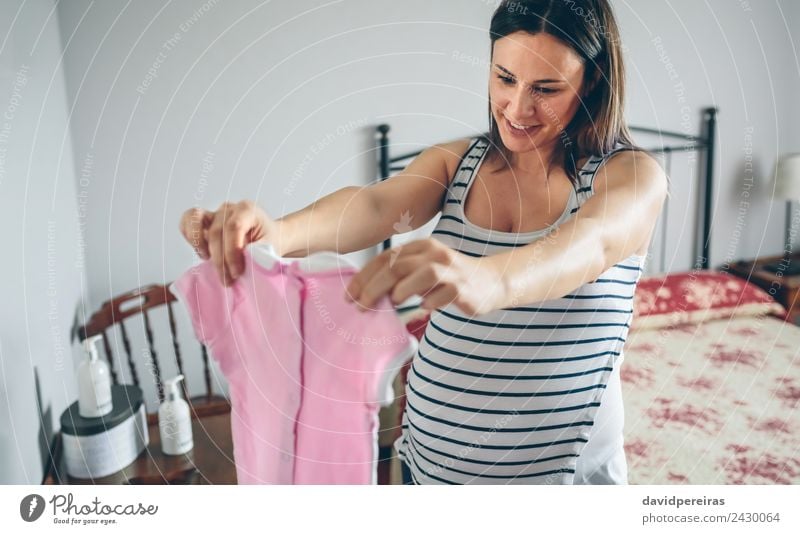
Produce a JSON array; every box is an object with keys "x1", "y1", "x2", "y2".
[
  {"x1": 345, "y1": 238, "x2": 509, "y2": 316},
  {"x1": 179, "y1": 200, "x2": 279, "y2": 286}
]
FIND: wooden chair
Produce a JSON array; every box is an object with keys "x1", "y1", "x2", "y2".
[{"x1": 44, "y1": 283, "x2": 236, "y2": 485}]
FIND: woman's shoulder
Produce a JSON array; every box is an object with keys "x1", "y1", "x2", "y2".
[
  {"x1": 440, "y1": 135, "x2": 485, "y2": 155},
  {"x1": 433, "y1": 137, "x2": 483, "y2": 186},
  {"x1": 588, "y1": 146, "x2": 668, "y2": 197},
  {"x1": 578, "y1": 143, "x2": 657, "y2": 172}
]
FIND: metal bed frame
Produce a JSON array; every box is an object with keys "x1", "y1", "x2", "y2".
[{"x1": 375, "y1": 107, "x2": 718, "y2": 273}]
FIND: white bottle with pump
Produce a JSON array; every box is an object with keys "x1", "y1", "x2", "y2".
[
  {"x1": 78, "y1": 335, "x2": 113, "y2": 418},
  {"x1": 159, "y1": 375, "x2": 193, "y2": 455}
]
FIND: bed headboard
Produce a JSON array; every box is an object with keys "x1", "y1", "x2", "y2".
[{"x1": 375, "y1": 107, "x2": 718, "y2": 274}]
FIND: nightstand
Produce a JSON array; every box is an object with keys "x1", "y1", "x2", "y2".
[
  {"x1": 44, "y1": 410, "x2": 236, "y2": 485},
  {"x1": 723, "y1": 251, "x2": 800, "y2": 325}
]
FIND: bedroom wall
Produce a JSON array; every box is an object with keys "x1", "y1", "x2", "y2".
[
  {"x1": 0, "y1": 0, "x2": 85, "y2": 483},
  {"x1": 784, "y1": 0, "x2": 800, "y2": 182},
  {"x1": 780, "y1": 0, "x2": 800, "y2": 251},
  {"x1": 615, "y1": 0, "x2": 799, "y2": 271},
  {"x1": 50, "y1": 1, "x2": 798, "y2": 408},
  {"x1": 53, "y1": 0, "x2": 500, "y2": 410}
]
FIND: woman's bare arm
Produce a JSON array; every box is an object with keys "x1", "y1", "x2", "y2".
[
  {"x1": 180, "y1": 139, "x2": 472, "y2": 284},
  {"x1": 492, "y1": 150, "x2": 668, "y2": 306},
  {"x1": 276, "y1": 139, "x2": 471, "y2": 257}
]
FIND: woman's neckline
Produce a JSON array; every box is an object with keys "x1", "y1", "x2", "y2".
[{"x1": 457, "y1": 140, "x2": 592, "y2": 238}]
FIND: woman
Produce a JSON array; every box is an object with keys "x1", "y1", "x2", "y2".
[{"x1": 179, "y1": 0, "x2": 667, "y2": 484}]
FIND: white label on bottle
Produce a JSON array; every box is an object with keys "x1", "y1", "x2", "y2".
[{"x1": 93, "y1": 376, "x2": 112, "y2": 411}]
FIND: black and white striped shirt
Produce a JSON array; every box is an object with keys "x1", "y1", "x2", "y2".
[{"x1": 394, "y1": 137, "x2": 645, "y2": 484}]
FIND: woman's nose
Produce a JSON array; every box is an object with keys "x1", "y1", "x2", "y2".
[{"x1": 507, "y1": 89, "x2": 537, "y2": 119}]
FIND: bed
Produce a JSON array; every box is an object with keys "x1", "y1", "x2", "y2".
[
  {"x1": 374, "y1": 108, "x2": 800, "y2": 484},
  {"x1": 606, "y1": 271, "x2": 798, "y2": 483}
]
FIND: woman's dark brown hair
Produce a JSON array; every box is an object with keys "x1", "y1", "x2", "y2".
[{"x1": 483, "y1": 0, "x2": 637, "y2": 186}]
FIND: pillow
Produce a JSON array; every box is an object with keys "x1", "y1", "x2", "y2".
[{"x1": 632, "y1": 270, "x2": 787, "y2": 330}]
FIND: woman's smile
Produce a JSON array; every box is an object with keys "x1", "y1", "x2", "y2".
[{"x1": 504, "y1": 115, "x2": 543, "y2": 136}]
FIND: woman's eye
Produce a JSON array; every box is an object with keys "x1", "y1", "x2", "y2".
[{"x1": 496, "y1": 75, "x2": 557, "y2": 95}]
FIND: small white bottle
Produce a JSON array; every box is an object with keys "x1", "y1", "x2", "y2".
[
  {"x1": 77, "y1": 335, "x2": 113, "y2": 418},
  {"x1": 159, "y1": 374, "x2": 193, "y2": 455}
]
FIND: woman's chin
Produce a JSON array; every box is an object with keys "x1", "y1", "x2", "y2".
[
  {"x1": 501, "y1": 132, "x2": 539, "y2": 150},
  {"x1": 498, "y1": 126, "x2": 558, "y2": 152}
]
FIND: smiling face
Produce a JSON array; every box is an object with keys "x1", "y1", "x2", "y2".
[{"x1": 489, "y1": 31, "x2": 588, "y2": 162}]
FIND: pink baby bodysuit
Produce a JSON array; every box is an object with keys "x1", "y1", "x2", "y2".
[{"x1": 169, "y1": 243, "x2": 418, "y2": 484}]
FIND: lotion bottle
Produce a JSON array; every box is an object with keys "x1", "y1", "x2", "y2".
[
  {"x1": 77, "y1": 334, "x2": 113, "y2": 418},
  {"x1": 159, "y1": 374, "x2": 193, "y2": 455}
]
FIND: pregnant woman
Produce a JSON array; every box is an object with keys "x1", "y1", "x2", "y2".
[{"x1": 179, "y1": 0, "x2": 667, "y2": 484}]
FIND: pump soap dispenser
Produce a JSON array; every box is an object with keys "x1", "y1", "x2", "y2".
[
  {"x1": 159, "y1": 374, "x2": 194, "y2": 455},
  {"x1": 78, "y1": 334, "x2": 113, "y2": 418}
]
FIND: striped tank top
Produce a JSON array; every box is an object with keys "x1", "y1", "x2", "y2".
[{"x1": 394, "y1": 136, "x2": 645, "y2": 484}]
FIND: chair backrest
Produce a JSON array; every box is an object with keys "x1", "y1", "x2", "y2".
[{"x1": 78, "y1": 283, "x2": 226, "y2": 416}]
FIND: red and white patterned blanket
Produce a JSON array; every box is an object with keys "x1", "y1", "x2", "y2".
[{"x1": 623, "y1": 315, "x2": 800, "y2": 484}]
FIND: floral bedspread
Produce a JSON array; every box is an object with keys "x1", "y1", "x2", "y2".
[{"x1": 621, "y1": 315, "x2": 800, "y2": 484}]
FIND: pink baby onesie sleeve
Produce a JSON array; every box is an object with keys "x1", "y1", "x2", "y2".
[
  {"x1": 170, "y1": 257, "x2": 306, "y2": 484},
  {"x1": 169, "y1": 261, "x2": 240, "y2": 376},
  {"x1": 170, "y1": 243, "x2": 418, "y2": 484}
]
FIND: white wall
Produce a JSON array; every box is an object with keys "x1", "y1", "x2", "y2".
[
  {"x1": 0, "y1": 0, "x2": 85, "y2": 483},
  {"x1": 54, "y1": 0, "x2": 800, "y2": 289},
  {"x1": 54, "y1": 0, "x2": 499, "y2": 410},
  {"x1": 783, "y1": 0, "x2": 800, "y2": 185},
  {"x1": 615, "y1": 0, "x2": 800, "y2": 270},
  {"x1": 54, "y1": 0, "x2": 496, "y2": 296}
]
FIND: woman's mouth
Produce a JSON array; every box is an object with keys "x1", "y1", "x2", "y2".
[{"x1": 504, "y1": 116, "x2": 542, "y2": 136}]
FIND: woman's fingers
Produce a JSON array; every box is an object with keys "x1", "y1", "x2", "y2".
[
  {"x1": 389, "y1": 259, "x2": 445, "y2": 306},
  {"x1": 346, "y1": 240, "x2": 451, "y2": 309},
  {"x1": 207, "y1": 204, "x2": 232, "y2": 285},
  {"x1": 346, "y1": 250, "x2": 387, "y2": 303},
  {"x1": 418, "y1": 283, "x2": 457, "y2": 311},
  {"x1": 180, "y1": 208, "x2": 213, "y2": 259},
  {"x1": 351, "y1": 251, "x2": 438, "y2": 310},
  {"x1": 222, "y1": 202, "x2": 260, "y2": 281},
  {"x1": 197, "y1": 200, "x2": 275, "y2": 286},
  {"x1": 347, "y1": 253, "x2": 394, "y2": 310},
  {"x1": 181, "y1": 201, "x2": 275, "y2": 286}
]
